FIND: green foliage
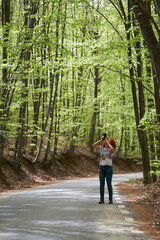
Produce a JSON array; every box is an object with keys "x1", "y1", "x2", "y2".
[
  {"x1": 150, "y1": 160, "x2": 160, "y2": 176},
  {"x1": 0, "y1": 0, "x2": 159, "y2": 178}
]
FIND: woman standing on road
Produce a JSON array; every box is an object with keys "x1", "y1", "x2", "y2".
[{"x1": 92, "y1": 135, "x2": 116, "y2": 204}]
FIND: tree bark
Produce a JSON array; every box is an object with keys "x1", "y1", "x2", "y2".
[
  {"x1": 53, "y1": 3, "x2": 67, "y2": 156},
  {"x1": 145, "y1": 51, "x2": 157, "y2": 182},
  {"x1": 126, "y1": 0, "x2": 151, "y2": 184},
  {"x1": 0, "y1": 0, "x2": 10, "y2": 158},
  {"x1": 134, "y1": 23, "x2": 151, "y2": 183},
  {"x1": 43, "y1": 0, "x2": 61, "y2": 162},
  {"x1": 31, "y1": 75, "x2": 41, "y2": 155},
  {"x1": 15, "y1": 0, "x2": 40, "y2": 169},
  {"x1": 89, "y1": 66, "x2": 100, "y2": 152},
  {"x1": 130, "y1": 0, "x2": 160, "y2": 88},
  {"x1": 153, "y1": 66, "x2": 160, "y2": 178}
]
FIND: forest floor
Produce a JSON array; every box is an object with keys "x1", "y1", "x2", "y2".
[
  {"x1": 0, "y1": 146, "x2": 159, "y2": 238},
  {"x1": 118, "y1": 179, "x2": 160, "y2": 239}
]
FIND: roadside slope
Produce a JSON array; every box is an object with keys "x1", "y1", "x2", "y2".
[{"x1": 0, "y1": 147, "x2": 141, "y2": 192}]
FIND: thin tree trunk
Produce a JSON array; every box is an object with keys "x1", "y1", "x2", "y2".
[
  {"x1": 53, "y1": 2, "x2": 67, "y2": 156},
  {"x1": 69, "y1": 66, "x2": 83, "y2": 152},
  {"x1": 134, "y1": 21, "x2": 151, "y2": 183},
  {"x1": 115, "y1": 127, "x2": 124, "y2": 162},
  {"x1": 145, "y1": 51, "x2": 157, "y2": 182},
  {"x1": 89, "y1": 66, "x2": 100, "y2": 152},
  {"x1": 15, "y1": 0, "x2": 40, "y2": 169},
  {"x1": 31, "y1": 75, "x2": 41, "y2": 155},
  {"x1": 43, "y1": 0, "x2": 61, "y2": 162}
]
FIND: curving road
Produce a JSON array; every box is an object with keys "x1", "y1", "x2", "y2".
[{"x1": 0, "y1": 172, "x2": 154, "y2": 240}]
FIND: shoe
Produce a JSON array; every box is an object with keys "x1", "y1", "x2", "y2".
[
  {"x1": 109, "y1": 201, "x2": 113, "y2": 204},
  {"x1": 99, "y1": 200, "x2": 104, "y2": 204}
]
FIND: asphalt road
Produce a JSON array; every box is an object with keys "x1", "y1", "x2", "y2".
[{"x1": 0, "y1": 172, "x2": 154, "y2": 240}]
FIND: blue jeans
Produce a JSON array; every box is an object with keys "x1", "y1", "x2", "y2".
[{"x1": 99, "y1": 165, "x2": 113, "y2": 202}]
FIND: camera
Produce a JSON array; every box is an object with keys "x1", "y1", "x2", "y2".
[{"x1": 102, "y1": 133, "x2": 107, "y2": 140}]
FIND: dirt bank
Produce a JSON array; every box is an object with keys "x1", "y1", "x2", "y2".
[{"x1": 0, "y1": 146, "x2": 141, "y2": 192}]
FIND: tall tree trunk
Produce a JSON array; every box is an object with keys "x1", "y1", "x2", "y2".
[
  {"x1": 153, "y1": 66, "x2": 160, "y2": 177},
  {"x1": 89, "y1": 66, "x2": 100, "y2": 152},
  {"x1": 15, "y1": 0, "x2": 39, "y2": 169},
  {"x1": 134, "y1": 22, "x2": 151, "y2": 183},
  {"x1": 0, "y1": 0, "x2": 10, "y2": 159},
  {"x1": 31, "y1": 74, "x2": 41, "y2": 155},
  {"x1": 130, "y1": 0, "x2": 160, "y2": 88},
  {"x1": 30, "y1": 1, "x2": 49, "y2": 155},
  {"x1": 69, "y1": 66, "x2": 83, "y2": 152},
  {"x1": 88, "y1": 8, "x2": 101, "y2": 152},
  {"x1": 115, "y1": 127, "x2": 124, "y2": 162},
  {"x1": 123, "y1": 0, "x2": 151, "y2": 183},
  {"x1": 53, "y1": 3, "x2": 67, "y2": 156},
  {"x1": 44, "y1": 70, "x2": 59, "y2": 162},
  {"x1": 33, "y1": 72, "x2": 54, "y2": 163},
  {"x1": 145, "y1": 51, "x2": 157, "y2": 182},
  {"x1": 43, "y1": 0, "x2": 61, "y2": 162}
]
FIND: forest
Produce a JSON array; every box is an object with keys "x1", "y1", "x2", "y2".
[{"x1": 0, "y1": 0, "x2": 160, "y2": 185}]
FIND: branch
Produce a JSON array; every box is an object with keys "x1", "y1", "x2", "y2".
[
  {"x1": 134, "y1": 0, "x2": 160, "y2": 36},
  {"x1": 99, "y1": 64, "x2": 155, "y2": 96},
  {"x1": 85, "y1": 1, "x2": 124, "y2": 41},
  {"x1": 108, "y1": 0, "x2": 124, "y2": 21}
]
